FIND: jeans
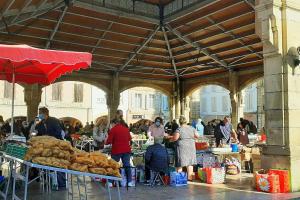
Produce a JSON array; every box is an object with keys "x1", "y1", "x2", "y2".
[{"x1": 111, "y1": 153, "x2": 132, "y2": 183}]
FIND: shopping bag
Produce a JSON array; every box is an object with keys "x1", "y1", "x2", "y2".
[
  {"x1": 198, "y1": 168, "x2": 207, "y2": 183},
  {"x1": 170, "y1": 172, "x2": 187, "y2": 186},
  {"x1": 120, "y1": 167, "x2": 136, "y2": 187},
  {"x1": 268, "y1": 169, "x2": 290, "y2": 193},
  {"x1": 255, "y1": 172, "x2": 280, "y2": 193},
  {"x1": 206, "y1": 167, "x2": 225, "y2": 184},
  {"x1": 163, "y1": 175, "x2": 170, "y2": 185},
  {"x1": 203, "y1": 155, "x2": 220, "y2": 168}
]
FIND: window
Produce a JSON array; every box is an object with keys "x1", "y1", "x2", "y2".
[
  {"x1": 201, "y1": 98, "x2": 207, "y2": 113},
  {"x1": 74, "y1": 83, "x2": 83, "y2": 103},
  {"x1": 148, "y1": 94, "x2": 155, "y2": 109},
  {"x1": 52, "y1": 83, "x2": 62, "y2": 101},
  {"x1": 222, "y1": 96, "x2": 228, "y2": 112},
  {"x1": 96, "y1": 97, "x2": 106, "y2": 104},
  {"x1": 135, "y1": 93, "x2": 142, "y2": 109},
  {"x1": 246, "y1": 93, "x2": 253, "y2": 111},
  {"x1": 211, "y1": 96, "x2": 217, "y2": 112},
  {"x1": 4, "y1": 81, "x2": 12, "y2": 99}
]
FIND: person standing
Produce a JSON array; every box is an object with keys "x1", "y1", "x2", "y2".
[
  {"x1": 195, "y1": 118, "x2": 204, "y2": 137},
  {"x1": 219, "y1": 116, "x2": 238, "y2": 145},
  {"x1": 147, "y1": 117, "x2": 165, "y2": 139},
  {"x1": 237, "y1": 123, "x2": 249, "y2": 145},
  {"x1": 106, "y1": 112, "x2": 133, "y2": 186},
  {"x1": 33, "y1": 107, "x2": 66, "y2": 188},
  {"x1": 171, "y1": 119, "x2": 179, "y2": 134},
  {"x1": 166, "y1": 116, "x2": 199, "y2": 181},
  {"x1": 34, "y1": 107, "x2": 63, "y2": 139}
]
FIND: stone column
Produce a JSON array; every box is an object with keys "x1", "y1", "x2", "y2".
[
  {"x1": 229, "y1": 71, "x2": 239, "y2": 128},
  {"x1": 173, "y1": 79, "x2": 181, "y2": 119},
  {"x1": 256, "y1": 80, "x2": 265, "y2": 130},
  {"x1": 184, "y1": 96, "x2": 191, "y2": 122},
  {"x1": 24, "y1": 84, "x2": 42, "y2": 122},
  {"x1": 256, "y1": 0, "x2": 300, "y2": 191},
  {"x1": 107, "y1": 72, "x2": 120, "y2": 121}
]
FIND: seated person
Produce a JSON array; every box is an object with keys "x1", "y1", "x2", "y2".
[{"x1": 144, "y1": 137, "x2": 169, "y2": 185}]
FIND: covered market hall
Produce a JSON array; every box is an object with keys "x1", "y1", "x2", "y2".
[{"x1": 0, "y1": 0, "x2": 300, "y2": 198}]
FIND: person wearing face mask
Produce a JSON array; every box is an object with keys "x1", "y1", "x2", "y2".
[
  {"x1": 34, "y1": 107, "x2": 63, "y2": 140},
  {"x1": 147, "y1": 117, "x2": 165, "y2": 139}
]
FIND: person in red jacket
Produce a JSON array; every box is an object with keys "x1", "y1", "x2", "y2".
[{"x1": 106, "y1": 117, "x2": 133, "y2": 186}]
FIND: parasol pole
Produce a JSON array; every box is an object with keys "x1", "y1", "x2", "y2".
[{"x1": 10, "y1": 68, "x2": 15, "y2": 135}]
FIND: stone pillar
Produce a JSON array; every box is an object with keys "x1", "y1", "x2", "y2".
[
  {"x1": 229, "y1": 71, "x2": 239, "y2": 129},
  {"x1": 184, "y1": 96, "x2": 191, "y2": 123},
  {"x1": 173, "y1": 79, "x2": 181, "y2": 119},
  {"x1": 24, "y1": 84, "x2": 42, "y2": 122},
  {"x1": 256, "y1": 0, "x2": 300, "y2": 191},
  {"x1": 256, "y1": 80, "x2": 265, "y2": 130},
  {"x1": 107, "y1": 72, "x2": 120, "y2": 121}
]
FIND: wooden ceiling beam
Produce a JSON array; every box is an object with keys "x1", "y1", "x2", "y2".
[
  {"x1": 0, "y1": 0, "x2": 65, "y2": 30},
  {"x1": 119, "y1": 25, "x2": 160, "y2": 71},
  {"x1": 174, "y1": 39, "x2": 261, "y2": 57},
  {"x1": 172, "y1": 22, "x2": 255, "y2": 49},
  {"x1": 166, "y1": 24, "x2": 229, "y2": 70}
]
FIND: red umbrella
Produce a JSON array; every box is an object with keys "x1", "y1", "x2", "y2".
[{"x1": 0, "y1": 44, "x2": 92, "y2": 134}]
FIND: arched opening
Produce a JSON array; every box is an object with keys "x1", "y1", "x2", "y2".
[
  {"x1": 119, "y1": 86, "x2": 170, "y2": 125},
  {"x1": 189, "y1": 85, "x2": 231, "y2": 124},
  {"x1": 240, "y1": 78, "x2": 264, "y2": 131},
  {"x1": 41, "y1": 81, "x2": 108, "y2": 127},
  {"x1": 0, "y1": 80, "x2": 27, "y2": 121}
]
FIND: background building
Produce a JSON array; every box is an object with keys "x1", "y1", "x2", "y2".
[
  {"x1": 119, "y1": 87, "x2": 170, "y2": 124},
  {"x1": 0, "y1": 81, "x2": 169, "y2": 125},
  {"x1": 189, "y1": 79, "x2": 264, "y2": 129}
]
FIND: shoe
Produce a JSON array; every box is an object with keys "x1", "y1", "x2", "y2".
[{"x1": 128, "y1": 182, "x2": 135, "y2": 187}]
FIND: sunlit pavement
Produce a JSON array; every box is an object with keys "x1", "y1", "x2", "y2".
[{"x1": 14, "y1": 175, "x2": 300, "y2": 200}]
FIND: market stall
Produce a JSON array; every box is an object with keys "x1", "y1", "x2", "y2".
[{"x1": 0, "y1": 136, "x2": 122, "y2": 200}]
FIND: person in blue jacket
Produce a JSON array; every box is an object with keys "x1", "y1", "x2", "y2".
[{"x1": 195, "y1": 118, "x2": 204, "y2": 137}]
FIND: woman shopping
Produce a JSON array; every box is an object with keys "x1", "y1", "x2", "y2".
[
  {"x1": 166, "y1": 115, "x2": 199, "y2": 181},
  {"x1": 105, "y1": 111, "x2": 133, "y2": 186}
]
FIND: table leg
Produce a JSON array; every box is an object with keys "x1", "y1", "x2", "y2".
[
  {"x1": 117, "y1": 181, "x2": 121, "y2": 200},
  {"x1": 4, "y1": 161, "x2": 13, "y2": 200},
  {"x1": 76, "y1": 176, "x2": 81, "y2": 200},
  {"x1": 12, "y1": 162, "x2": 16, "y2": 200},
  {"x1": 106, "y1": 178, "x2": 111, "y2": 200},
  {"x1": 23, "y1": 166, "x2": 29, "y2": 200},
  {"x1": 83, "y1": 176, "x2": 87, "y2": 200}
]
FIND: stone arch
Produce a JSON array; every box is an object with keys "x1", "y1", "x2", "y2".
[
  {"x1": 185, "y1": 82, "x2": 230, "y2": 98},
  {"x1": 52, "y1": 76, "x2": 109, "y2": 94},
  {"x1": 238, "y1": 74, "x2": 264, "y2": 92},
  {"x1": 119, "y1": 83, "x2": 172, "y2": 97}
]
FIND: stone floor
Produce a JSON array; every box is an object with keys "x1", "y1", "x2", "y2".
[{"x1": 14, "y1": 174, "x2": 300, "y2": 200}]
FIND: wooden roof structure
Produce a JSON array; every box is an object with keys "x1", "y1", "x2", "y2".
[{"x1": 0, "y1": 0, "x2": 262, "y2": 80}]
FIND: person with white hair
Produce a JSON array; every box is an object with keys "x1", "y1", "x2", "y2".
[{"x1": 166, "y1": 115, "x2": 199, "y2": 181}]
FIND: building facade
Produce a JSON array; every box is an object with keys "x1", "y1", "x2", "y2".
[
  {"x1": 119, "y1": 87, "x2": 170, "y2": 124},
  {"x1": 0, "y1": 81, "x2": 169, "y2": 125},
  {"x1": 189, "y1": 79, "x2": 264, "y2": 129}
]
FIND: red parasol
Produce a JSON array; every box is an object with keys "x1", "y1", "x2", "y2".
[
  {"x1": 0, "y1": 44, "x2": 91, "y2": 84},
  {"x1": 0, "y1": 44, "x2": 92, "y2": 134}
]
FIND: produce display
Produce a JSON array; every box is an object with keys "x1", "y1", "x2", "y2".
[{"x1": 24, "y1": 136, "x2": 121, "y2": 177}]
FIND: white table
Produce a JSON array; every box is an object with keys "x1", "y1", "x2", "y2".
[{"x1": 0, "y1": 153, "x2": 122, "y2": 200}]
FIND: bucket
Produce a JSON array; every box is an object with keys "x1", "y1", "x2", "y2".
[{"x1": 231, "y1": 143, "x2": 238, "y2": 152}]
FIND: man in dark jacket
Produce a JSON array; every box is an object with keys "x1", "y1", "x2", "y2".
[
  {"x1": 144, "y1": 137, "x2": 169, "y2": 185},
  {"x1": 35, "y1": 107, "x2": 63, "y2": 139},
  {"x1": 34, "y1": 107, "x2": 65, "y2": 188}
]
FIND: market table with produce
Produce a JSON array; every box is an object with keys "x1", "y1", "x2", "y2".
[{"x1": 0, "y1": 136, "x2": 122, "y2": 200}]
